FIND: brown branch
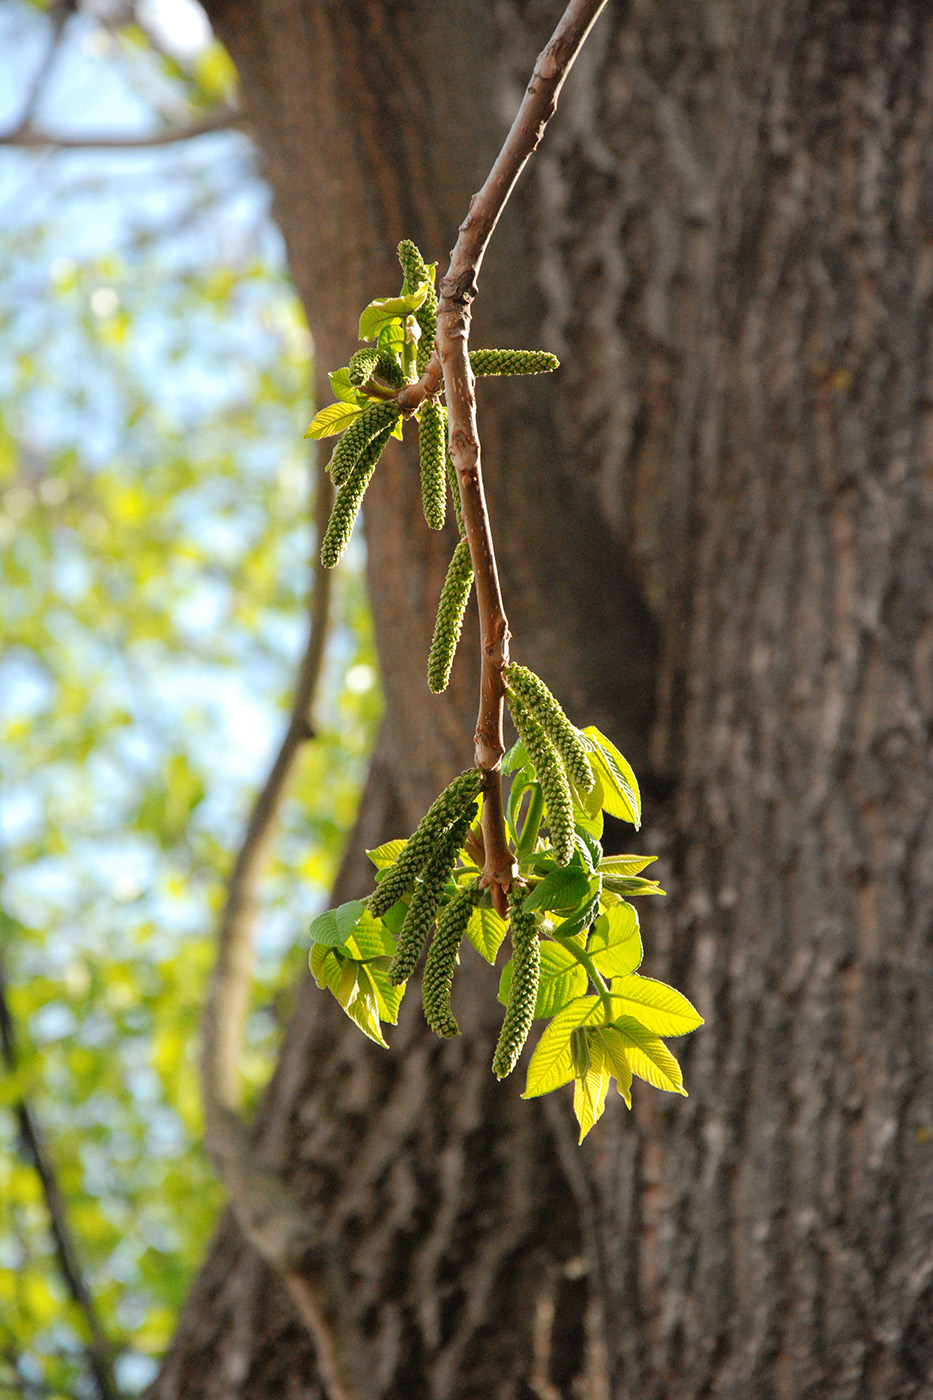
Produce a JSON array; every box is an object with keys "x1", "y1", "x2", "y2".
[
  {"x1": 435, "y1": 0, "x2": 610, "y2": 911},
  {"x1": 0, "y1": 110, "x2": 245, "y2": 151},
  {"x1": 199, "y1": 458, "x2": 358, "y2": 1400},
  {"x1": 0, "y1": 946, "x2": 120, "y2": 1400}
]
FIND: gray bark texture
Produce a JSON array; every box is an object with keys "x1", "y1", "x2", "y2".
[{"x1": 151, "y1": 2, "x2": 933, "y2": 1397}]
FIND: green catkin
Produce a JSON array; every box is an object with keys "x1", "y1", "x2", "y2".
[
  {"x1": 419, "y1": 399, "x2": 446, "y2": 530},
  {"x1": 387, "y1": 816, "x2": 472, "y2": 985},
  {"x1": 505, "y1": 664, "x2": 594, "y2": 793},
  {"x1": 492, "y1": 891, "x2": 541, "y2": 1078},
  {"x1": 349, "y1": 348, "x2": 405, "y2": 390},
  {"x1": 427, "y1": 538, "x2": 474, "y2": 693},
  {"x1": 510, "y1": 698, "x2": 575, "y2": 865},
  {"x1": 369, "y1": 770, "x2": 482, "y2": 918},
  {"x1": 347, "y1": 347, "x2": 379, "y2": 386},
  {"x1": 469, "y1": 349, "x2": 559, "y2": 377},
  {"x1": 397, "y1": 239, "x2": 438, "y2": 371},
  {"x1": 320, "y1": 424, "x2": 393, "y2": 568},
  {"x1": 421, "y1": 884, "x2": 479, "y2": 1035},
  {"x1": 327, "y1": 399, "x2": 400, "y2": 488}
]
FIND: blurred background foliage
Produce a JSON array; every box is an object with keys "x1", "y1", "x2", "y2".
[{"x1": 0, "y1": 2, "x2": 380, "y2": 1395}]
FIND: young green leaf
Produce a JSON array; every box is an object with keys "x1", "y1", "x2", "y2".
[
  {"x1": 525, "y1": 866, "x2": 590, "y2": 914},
  {"x1": 522, "y1": 994, "x2": 610, "y2": 1098},
  {"x1": 611, "y1": 1017, "x2": 687, "y2": 1095},
  {"x1": 573, "y1": 1038, "x2": 611, "y2": 1142},
  {"x1": 594, "y1": 1027, "x2": 634, "y2": 1107},
  {"x1": 597, "y1": 854, "x2": 658, "y2": 877},
  {"x1": 587, "y1": 905, "x2": 642, "y2": 977},
  {"x1": 367, "y1": 839, "x2": 408, "y2": 870},
  {"x1": 359, "y1": 288, "x2": 429, "y2": 342},
  {"x1": 308, "y1": 899, "x2": 366, "y2": 948},
  {"x1": 466, "y1": 902, "x2": 508, "y2": 964},
  {"x1": 329, "y1": 366, "x2": 365, "y2": 404},
  {"x1": 581, "y1": 726, "x2": 641, "y2": 827},
  {"x1": 608, "y1": 975, "x2": 704, "y2": 1038},
  {"x1": 305, "y1": 400, "x2": 363, "y2": 439}
]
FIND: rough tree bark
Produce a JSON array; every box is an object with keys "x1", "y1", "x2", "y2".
[{"x1": 151, "y1": 3, "x2": 933, "y2": 1397}]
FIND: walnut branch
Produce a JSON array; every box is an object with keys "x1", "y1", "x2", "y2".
[{"x1": 434, "y1": 0, "x2": 610, "y2": 909}]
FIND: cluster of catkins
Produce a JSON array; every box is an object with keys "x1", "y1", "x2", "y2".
[
  {"x1": 367, "y1": 665, "x2": 592, "y2": 1077},
  {"x1": 316, "y1": 240, "x2": 559, "y2": 694},
  {"x1": 504, "y1": 664, "x2": 594, "y2": 865}
]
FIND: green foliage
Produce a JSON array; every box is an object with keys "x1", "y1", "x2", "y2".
[
  {"x1": 306, "y1": 245, "x2": 702, "y2": 1141},
  {"x1": 311, "y1": 646, "x2": 701, "y2": 1139},
  {"x1": 0, "y1": 12, "x2": 384, "y2": 1390}
]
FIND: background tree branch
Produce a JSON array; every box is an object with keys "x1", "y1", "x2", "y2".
[{"x1": 0, "y1": 947, "x2": 120, "y2": 1400}]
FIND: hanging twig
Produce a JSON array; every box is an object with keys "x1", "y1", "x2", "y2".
[
  {"x1": 434, "y1": 0, "x2": 609, "y2": 911},
  {"x1": 0, "y1": 946, "x2": 120, "y2": 1400}
]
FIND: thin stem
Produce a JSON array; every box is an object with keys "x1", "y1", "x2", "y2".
[
  {"x1": 434, "y1": 0, "x2": 610, "y2": 911},
  {"x1": 516, "y1": 786, "x2": 545, "y2": 863},
  {"x1": 0, "y1": 945, "x2": 120, "y2": 1400},
  {"x1": 547, "y1": 928, "x2": 614, "y2": 1021}
]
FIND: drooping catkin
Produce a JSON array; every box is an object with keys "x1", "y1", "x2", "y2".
[
  {"x1": 369, "y1": 770, "x2": 482, "y2": 918},
  {"x1": 491, "y1": 890, "x2": 540, "y2": 1078},
  {"x1": 320, "y1": 423, "x2": 393, "y2": 569},
  {"x1": 427, "y1": 539, "x2": 474, "y2": 693},
  {"x1": 348, "y1": 347, "x2": 379, "y2": 387},
  {"x1": 510, "y1": 698, "x2": 575, "y2": 865},
  {"x1": 418, "y1": 399, "x2": 446, "y2": 530},
  {"x1": 387, "y1": 815, "x2": 472, "y2": 985},
  {"x1": 327, "y1": 400, "x2": 400, "y2": 487},
  {"x1": 505, "y1": 664, "x2": 594, "y2": 793},
  {"x1": 469, "y1": 349, "x2": 559, "y2": 377},
  {"x1": 348, "y1": 348, "x2": 405, "y2": 390},
  {"x1": 422, "y1": 884, "x2": 478, "y2": 1036},
  {"x1": 397, "y1": 239, "x2": 437, "y2": 372}
]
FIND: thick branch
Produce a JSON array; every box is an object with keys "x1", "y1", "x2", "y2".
[
  {"x1": 0, "y1": 948, "x2": 119, "y2": 1400},
  {"x1": 435, "y1": 0, "x2": 609, "y2": 908},
  {"x1": 199, "y1": 459, "x2": 358, "y2": 1400}
]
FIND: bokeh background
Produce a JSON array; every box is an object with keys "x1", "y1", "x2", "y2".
[{"x1": 0, "y1": 4, "x2": 377, "y2": 1393}]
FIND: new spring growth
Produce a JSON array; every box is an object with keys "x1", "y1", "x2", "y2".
[
  {"x1": 327, "y1": 399, "x2": 400, "y2": 490},
  {"x1": 509, "y1": 697, "x2": 576, "y2": 864},
  {"x1": 504, "y1": 664, "x2": 594, "y2": 793},
  {"x1": 369, "y1": 770, "x2": 483, "y2": 918},
  {"x1": 491, "y1": 889, "x2": 541, "y2": 1078},
  {"x1": 422, "y1": 885, "x2": 479, "y2": 1038},
  {"x1": 428, "y1": 538, "x2": 474, "y2": 693},
  {"x1": 387, "y1": 814, "x2": 473, "y2": 985}
]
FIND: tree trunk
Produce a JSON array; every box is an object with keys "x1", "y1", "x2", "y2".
[{"x1": 152, "y1": 2, "x2": 933, "y2": 1397}]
